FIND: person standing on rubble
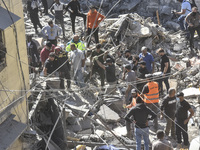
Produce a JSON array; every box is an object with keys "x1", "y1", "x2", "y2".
[
  {"x1": 152, "y1": 130, "x2": 173, "y2": 150},
  {"x1": 123, "y1": 64, "x2": 136, "y2": 106},
  {"x1": 27, "y1": 34, "x2": 40, "y2": 71},
  {"x1": 95, "y1": 57, "x2": 117, "y2": 94},
  {"x1": 65, "y1": 0, "x2": 86, "y2": 34},
  {"x1": 125, "y1": 89, "x2": 139, "y2": 139},
  {"x1": 156, "y1": 48, "x2": 170, "y2": 95},
  {"x1": 42, "y1": 20, "x2": 62, "y2": 46},
  {"x1": 185, "y1": 7, "x2": 200, "y2": 50},
  {"x1": 27, "y1": 0, "x2": 43, "y2": 34},
  {"x1": 43, "y1": 52, "x2": 57, "y2": 77},
  {"x1": 132, "y1": 55, "x2": 139, "y2": 72},
  {"x1": 175, "y1": 0, "x2": 192, "y2": 31},
  {"x1": 40, "y1": 41, "x2": 55, "y2": 67},
  {"x1": 85, "y1": 44, "x2": 105, "y2": 87},
  {"x1": 54, "y1": 46, "x2": 71, "y2": 89},
  {"x1": 50, "y1": 0, "x2": 67, "y2": 38},
  {"x1": 175, "y1": 92, "x2": 194, "y2": 149},
  {"x1": 41, "y1": 0, "x2": 48, "y2": 15},
  {"x1": 125, "y1": 96, "x2": 156, "y2": 150},
  {"x1": 70, "y1": 43, "x2": 85, "y2": 88},
  {"x1": 142, "y1": 74, "x2": 159, "y2": 131},
  {"x1": 139, "y1": 46, "x2": 154, "y2": 73},
  {"x1": 86, "y1": 6, "x2": 105, "y2": 48},
  {"x1": 66, "y1": 35, "x2": 86, "y2": 52},
  {"x1": 160, "y1": 88, "x2": 177, "y2": 139}
]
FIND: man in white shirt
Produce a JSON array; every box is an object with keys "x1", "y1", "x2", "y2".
[
  {"x1": 42, "y1": 20, "x2": 62, "y2": 46},
  {"x1": 175, "y1": 0, "x2": 192, "y2": 30},
  {"x1": 70, "y1": 43, "x2": 85, "y2": 87}
]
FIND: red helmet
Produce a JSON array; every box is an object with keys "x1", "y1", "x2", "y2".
[{"x1": 54, "y1": 46, "x2": 62, "y2": 54}]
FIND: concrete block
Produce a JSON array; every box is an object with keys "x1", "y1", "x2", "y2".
[
  {"x1": 166, "y1": 21, "x2": 180, "y2": 31},
  {"x1": 161, "y1": 6, "x2": 172, "y2": 15},
  {"x1": 97, "y1": 104, "x2": 120, "y2": 122}
]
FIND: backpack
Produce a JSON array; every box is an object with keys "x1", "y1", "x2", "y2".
[{"x1": 187, "y1": 0, "x2": 197, "y2": 8}]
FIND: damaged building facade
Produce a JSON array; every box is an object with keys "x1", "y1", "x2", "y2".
[{"x1": 0, "y1": 0, "x2": 30, "y2": 149}]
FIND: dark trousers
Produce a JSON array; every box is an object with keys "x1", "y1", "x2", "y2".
[
  {"x1": 188, "y1": 25, "x2": 200, "y2": 48},
  {"x1": 55, "y1": 19, "x2": 65, "y2": 38},
  {"x1": 47, "y1": 39, "x2": 57, "y2": 46},
  {"x1": 178, "y1": 16, "x2": 186, "y2": 31},
  {"x1": 59, "y1": 71, "x2": 71, "y2": 89},
  {"x1": 176, "y1": 121, "x2": 189, "y2": 146},
  {"x1": 70, "y1": 12, "x2": 86, "y2": 34},
  {"x1": 85, "y1": 66, "x2": 105, "y2": 86},
  {"x1": 160, "y1": 76, "x2": 170, "y2": 94},
  {"x1": 30, "y1": 11, "x2": 42, "y2": 33},
  {"x1": 41, "y1": 0, "x2": 48, "y2": 14},
  {"x1": 86, "y1": 28, "x2": 99, "y2": 47}
]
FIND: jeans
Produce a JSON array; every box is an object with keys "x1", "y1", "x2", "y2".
[
  {"x1": 70, "y1": 12, "x2": 86, "y2": 34},
  {"x1": 30, "y1": 9, "x2": 43, "y2": 33},
  {"x1": 135, "y1": 127, "x2": 149, "y2": 150},
  {"x1": 146, "y1": 103, "x2": 159, "y2": 130},
  {"x1": 178, "y1": 16, "x2": 186, "y2": 31},
  {"x1": 188, "y1": 25, "x2": 200, "y2": 48},
  {"x1": 41, "y1": 0, "x2": 48, "y2": 14},
  {"x1": 86, "y1": 28, "x2": 99, "y2": 47},
  {"x1": 74, "y1": 69, "x2": 85, "y2": 88},
  {"x1": 165, "y1": 117, "x2": 175, "y2": 137},
  {"x1": 176, "y1": 120, "x2": 189, "y2": 146}
]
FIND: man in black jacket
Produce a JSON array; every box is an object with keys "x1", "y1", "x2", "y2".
[
  {"x1": 66, "y1": 0, "x2": 86, "y2": 34},
  {"x1": 125, "y1": 96, "x2": 156, "y2": 150}
]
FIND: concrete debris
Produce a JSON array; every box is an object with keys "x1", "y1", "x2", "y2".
[
  {"x1": 182, "y1": 88, "x2": 200, "y2": 98},
  {"x1": 97, "y1": 104, "x2": 120, "y2": 123}
]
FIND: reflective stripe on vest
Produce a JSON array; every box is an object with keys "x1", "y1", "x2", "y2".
[
  {"x1": 144, "y1": 81, "x2": 159, "y2": 103},
  {"x1": 66, "y1": 42, "x2": 85, "y2": 51}
]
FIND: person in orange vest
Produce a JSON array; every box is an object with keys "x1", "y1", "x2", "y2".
[
  {"x1": 125, "y1": 89, "x2": 139, "y2": 139},
  {"x1": 86, "y1": 6, "x2": 105, "y2": 48},
  {"x1": 142, "y1": 74, "x2": 159, "y2": 131}
]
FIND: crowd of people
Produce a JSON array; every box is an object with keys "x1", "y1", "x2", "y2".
[{"x1": 26, "y1": 0, "x2": 197, "y2": 150}]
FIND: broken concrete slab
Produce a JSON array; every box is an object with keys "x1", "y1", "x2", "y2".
[
  {"x1": 182, "y1": 88, "x2": 200, "y2": 98},
  {"x1": 97, "y1": 104, "x2": 120, "y2": 123},
  {"x1": 166, "y1": 21, "x2": 180, "y2": 31},
  {"x1": 127, "y1": 0, "x2": 141, "y2": 11},
  {"x1": 113, "y1": 126, "x2": 127, "y2": 136}
]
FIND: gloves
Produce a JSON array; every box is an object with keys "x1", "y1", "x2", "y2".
[
  {"x1": 93, "y1": 56, "x2": 98, "y2": 60},
  {"x1": 81, "y1": 67, "x2": 84, "y2": 73}
]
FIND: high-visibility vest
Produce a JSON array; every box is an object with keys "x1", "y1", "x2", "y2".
[
  {"x1": 66, "y1": 41, "x2": 85, "y2": 51},
  {"x1": 144, "y1": 81, "x2": 159, "y2": 103}
]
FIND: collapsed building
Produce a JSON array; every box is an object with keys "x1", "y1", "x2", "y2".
[{"x1": 0, "y1": 0, "x2": 200, "y2": 149}]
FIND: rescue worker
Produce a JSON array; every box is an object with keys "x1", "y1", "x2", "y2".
[
  {"x1": 142, "y1": 74, "x2": 159, "y2": 131},
  {"x1": 54, "y1": 46, "x2": 71, "y2": 89},
  {"x1": 66, "y1": 35, "x2": 85, "y2": 52}
]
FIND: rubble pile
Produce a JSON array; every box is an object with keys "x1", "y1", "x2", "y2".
[{"x1": 23, "y1": 1, "x2": 200, "y2": 150}]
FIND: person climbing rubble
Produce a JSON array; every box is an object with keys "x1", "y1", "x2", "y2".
[
  {"x1": 86, "y1": 6, "x2": 105, "y2": 48},
  {"x1": 84, "y1": 44, "x2": 105, "y2": 87},
  {"x1": 185, "y1": 7, "x2": 200, "y2": 51},
  {"x1": 65, "y1": 0, "x2": 86, "y2": 34},
  {"x1": 50, "y1": 0, "x2": 67, "y2": 38},
  {"x1": 43, "y1": 52, "x2": 56, "y2": 77}
]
